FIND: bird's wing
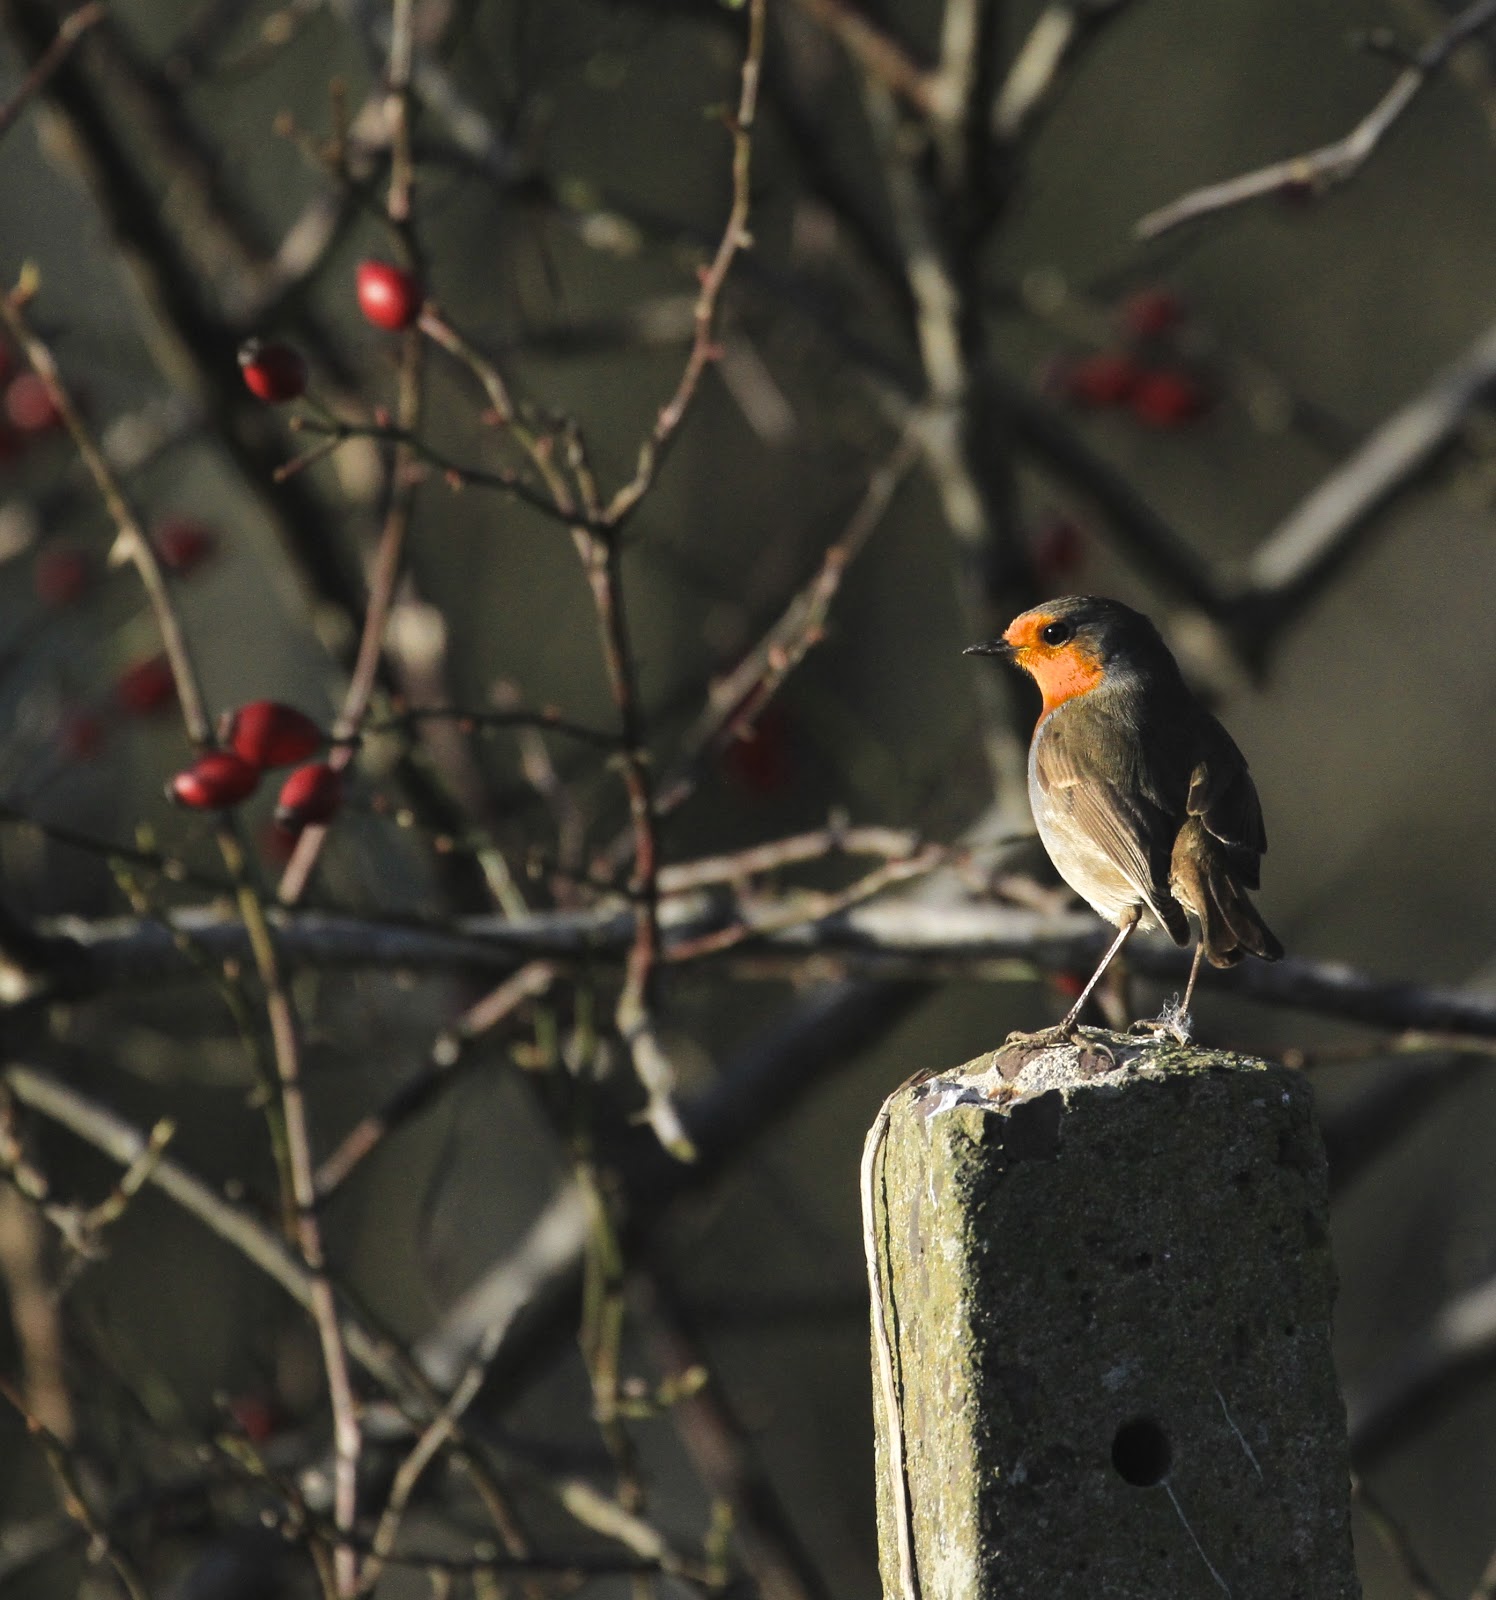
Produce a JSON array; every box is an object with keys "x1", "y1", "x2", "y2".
[
  {"x1": 1035, "y1": 712, "x2": 1189, "y2": 941},
  {"x1": 1185, "y1": 715, "x2": 1268, "y2": 873}
]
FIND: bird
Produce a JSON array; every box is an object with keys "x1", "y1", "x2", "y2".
[{"x1": 965, "y1": 594, "x2": 1282, "y2": 1048}]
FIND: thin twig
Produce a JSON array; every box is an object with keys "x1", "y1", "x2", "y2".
[
  {"x1": 788, "y1": 0, "x2": 936, "y2": 115},
  {"x1": 314, "y1": 960, "x2": 557, "y2": 1199},
  {"x1": 0, "y1": 1065, "x2": 704, "y2": 1577},
  {"x1": 277, "y1": 338, "x2": 426, "y2": 910},
  {"x1": 1242, "y1": 314, "x2": 1496, "y2": 648},
  {"x1": 1349, "y1": 1474, "x2": 1448, "y2": 1600},
  {"x1": 991, "y1": 1, "x2": 1133, "y2": 143},
  {"x1": 222, "y1": 832, "x2": 362, "y2": 1596},
  {"x1": 635, "y1": 1270, "x2": 832, "y2": 1600},
  {"x1": 666, "y1": 846, "x2": 945, "y2": 963},
  {"x1": 600, "y1": 0, "x2": 767, "y2": 528},
  {"x1": 0, "y1": 1186, "x2": 72, "y2": 1442},
  {"x1": 0, "y1": 0, "x2": 102, "y2": 142},
  {"x1": 1137, "y1": 0, "x2": 1496, "y2": 238},
  {"x1": 0, "y1": 1376, "x2": 150, "y2": 1600},
  {"x1": 656, "y1": 823, "x2": 930, "y2": 893},
  {"x1": 0, "y1": 278, "x2": 211, "y2": 744},
  {"x1": 646, "y1": 429, "x2": 922, "y2": 833}
]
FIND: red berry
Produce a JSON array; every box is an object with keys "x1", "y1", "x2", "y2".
[
  {"x1": 238, "y1": 339, "x2": 307, "y2": 403},
  {"x1": 356, "y1": 261, "x2": 423, "y2": 332},
  {"x1": 169, "y1": 750, "x2": 262, "y2": 810},
  {"x1": 274, "y1": 762, "x2": 344, "y2": 831},
  {"x1": 1120, "y1": 288, "x2": 1185, "y2": 341},
  {"x1": 153, "y1": 518, "x2": 218, "y2": 575},
  {"x1": 721, "y1": 704, "x2": 794, "y2": 796},
  {"x1": 1129, "y1": 369, "x2": 1212, "y2": 427},
  {"x1": 1058, "y1": 352, "x2": 1139, "y2": 409},
  {"x1": 226, "y1": 1394, "x2": 282, "y2": 1444},
  {"x1": 1030, "y1": 516, "x2": 1086, "y2": 582},
  {"x1": 5, "y1": 373, "x2": 63, "y2": 434},
  {"x1": 34, "y1": 546, "x2": 92, "y2": 608},
  {"x1": 227, "y1": 701, "x2": 325, "y2": 769},
  {"x1": 258, "y1": 819, "x2": 300, "y2": 865},
  {"x1": 115, "y1": 654, "x2": 178, "y2": 715},
  {"x1": 60, "y1": 710, "x2": 105, "y2": 761}
]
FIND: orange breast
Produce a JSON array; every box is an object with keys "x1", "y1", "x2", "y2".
[{"x1": 1023, "y1": 644, "x2": 1104, "y2": 717}]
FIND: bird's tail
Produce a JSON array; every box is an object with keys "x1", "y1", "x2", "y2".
[{"x1": 1170, "y1": 820, "x2": 1283, "y2": 969}]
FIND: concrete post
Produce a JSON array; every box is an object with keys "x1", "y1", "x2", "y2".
[{"x1": 864, "y1": 1034, "x2": 1360, "y2": 1599}]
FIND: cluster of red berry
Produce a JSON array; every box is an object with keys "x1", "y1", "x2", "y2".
[
  {"x1": 239, "y1": 261, "x2": 424, "y2": 402},
  {"x1": 1048, "y1": 289, "x2": 1213, "y2": 427},
  {"x1": 168, "y1": 701, "x2": 343, "y2": 832},
  {"x1": 37, "y1": 512, "x2": 221, "y2": 761}
]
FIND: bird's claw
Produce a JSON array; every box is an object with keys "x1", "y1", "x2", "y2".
[
  {"x1": 1001, "y1": 1024, "x2": 1118, "y2": 1073},
  {"x1": 1128, "y1": 1000, "x2": 1194, "y2": 1046}
]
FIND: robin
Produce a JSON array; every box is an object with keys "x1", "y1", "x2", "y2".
[{"x1": 966, "y1": 595, "x2": 1282, "y2": 1046}]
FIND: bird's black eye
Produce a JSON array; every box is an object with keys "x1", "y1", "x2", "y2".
[{"x1": 1040, "y1": 620, "x2": 1073, "y2": 646}]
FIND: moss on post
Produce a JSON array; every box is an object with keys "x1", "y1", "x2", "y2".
[{"x1": 865, "y1": 1034, "x2": 1360, "y2": 1600}]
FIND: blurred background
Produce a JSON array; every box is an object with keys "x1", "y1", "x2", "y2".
[{"x1": 1, "y1": 0, "x2": 1496, "y2": 1594}]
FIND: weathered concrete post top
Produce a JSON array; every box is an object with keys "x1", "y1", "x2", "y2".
[{"x1": 864, "y1": 1034, "x2": 1360, "y2": 1600}]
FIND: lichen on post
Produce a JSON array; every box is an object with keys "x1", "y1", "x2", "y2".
[{"x1": 864, "y1": 1034, "x2": 1360, "y2": 1600}]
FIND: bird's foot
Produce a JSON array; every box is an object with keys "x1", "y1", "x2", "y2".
[
  {"x1": 1001, "y1": 1023, "x2": 1117, "y2": 1073},
  {"x1": 1128, "y1": 996, "x2": 1194, "y2": 1046}
]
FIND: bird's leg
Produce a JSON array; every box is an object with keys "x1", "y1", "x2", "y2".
[
  {"x1": 1130, "y1": 937, "x2": 1206, "y2": 1045},
  {"x1": 1005, "y1": 909, "x2": 1140, "y2": 1063}
]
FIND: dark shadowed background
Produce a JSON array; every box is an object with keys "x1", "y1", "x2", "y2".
[{"x1": 1, "y1": 0, "x2": 1495, "y2": 1595}]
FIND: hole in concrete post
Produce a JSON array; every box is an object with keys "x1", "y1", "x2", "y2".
[{"x1": 1110, "y1": 1417, "x2": 1172, "y2": 1486}]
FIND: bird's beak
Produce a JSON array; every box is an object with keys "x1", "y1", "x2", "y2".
[{"x1": 963, "y1": 639, "x2": 1014, "y2": 659}]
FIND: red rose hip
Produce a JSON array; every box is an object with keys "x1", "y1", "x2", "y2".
[
  {"x1": 275, "y1": 762, "x2": 344, "y2": 831},
  {"x1": 1058, "y1": 352, "x2": 1138, "y2": 409},
  {"x1": 1120, "y1": 288, "x2": 1185, "y2": 341},
  {"x1": 227, "y1": 700, "x2": 324, "y2": 769},
  {"x1": 1129, "y1": 369, "x2": 1212, "y2": 426},
  {"x1": 356, "y1": 261, "x2": 423, "y2": 332},
  {"x1": 34, "y1": 546, "x2": 92, "y2": 608},
  {"x1": 238, "y1": 339, "x2": 307, "y2": 403},
  {"x1": 169, "y1": 750, "x2": 262, "y2": 810},
  {"x1": 5, "y1": 372, "x2": 63, "y2": 434},
  {"x1": 115, "y1": 654, "x2": 178, "y2": 715},
  {"x1": 154, "y1": 518, "x2": 218, "y2": 574}
]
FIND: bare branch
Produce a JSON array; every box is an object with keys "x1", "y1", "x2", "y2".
[
  {"x1": 992, "y1": 1, "x2": 1133, "y2": 143},
  {"x1": 1242, "y1": 314, "x2": 1496, "y2": 642},
  {"x1": 0, "y1": 0, "x2": 101, "y2": 143},
  {"x1": 25, "y1": 889, "x2": 1496, "y2": 1041},
  {"x1": 1350, "y1": 1474, "x2": 1449, "y2": 1600},
  {"x1": 787, "y1": 0, "x2": 937, "y2": 116},
  {"x1": 1349, "y1": 1270, "x2": 1496, "y2": 1467},
  {"x1": 1137, "y1": 0, "x2": 1496, "y2": 238}
]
